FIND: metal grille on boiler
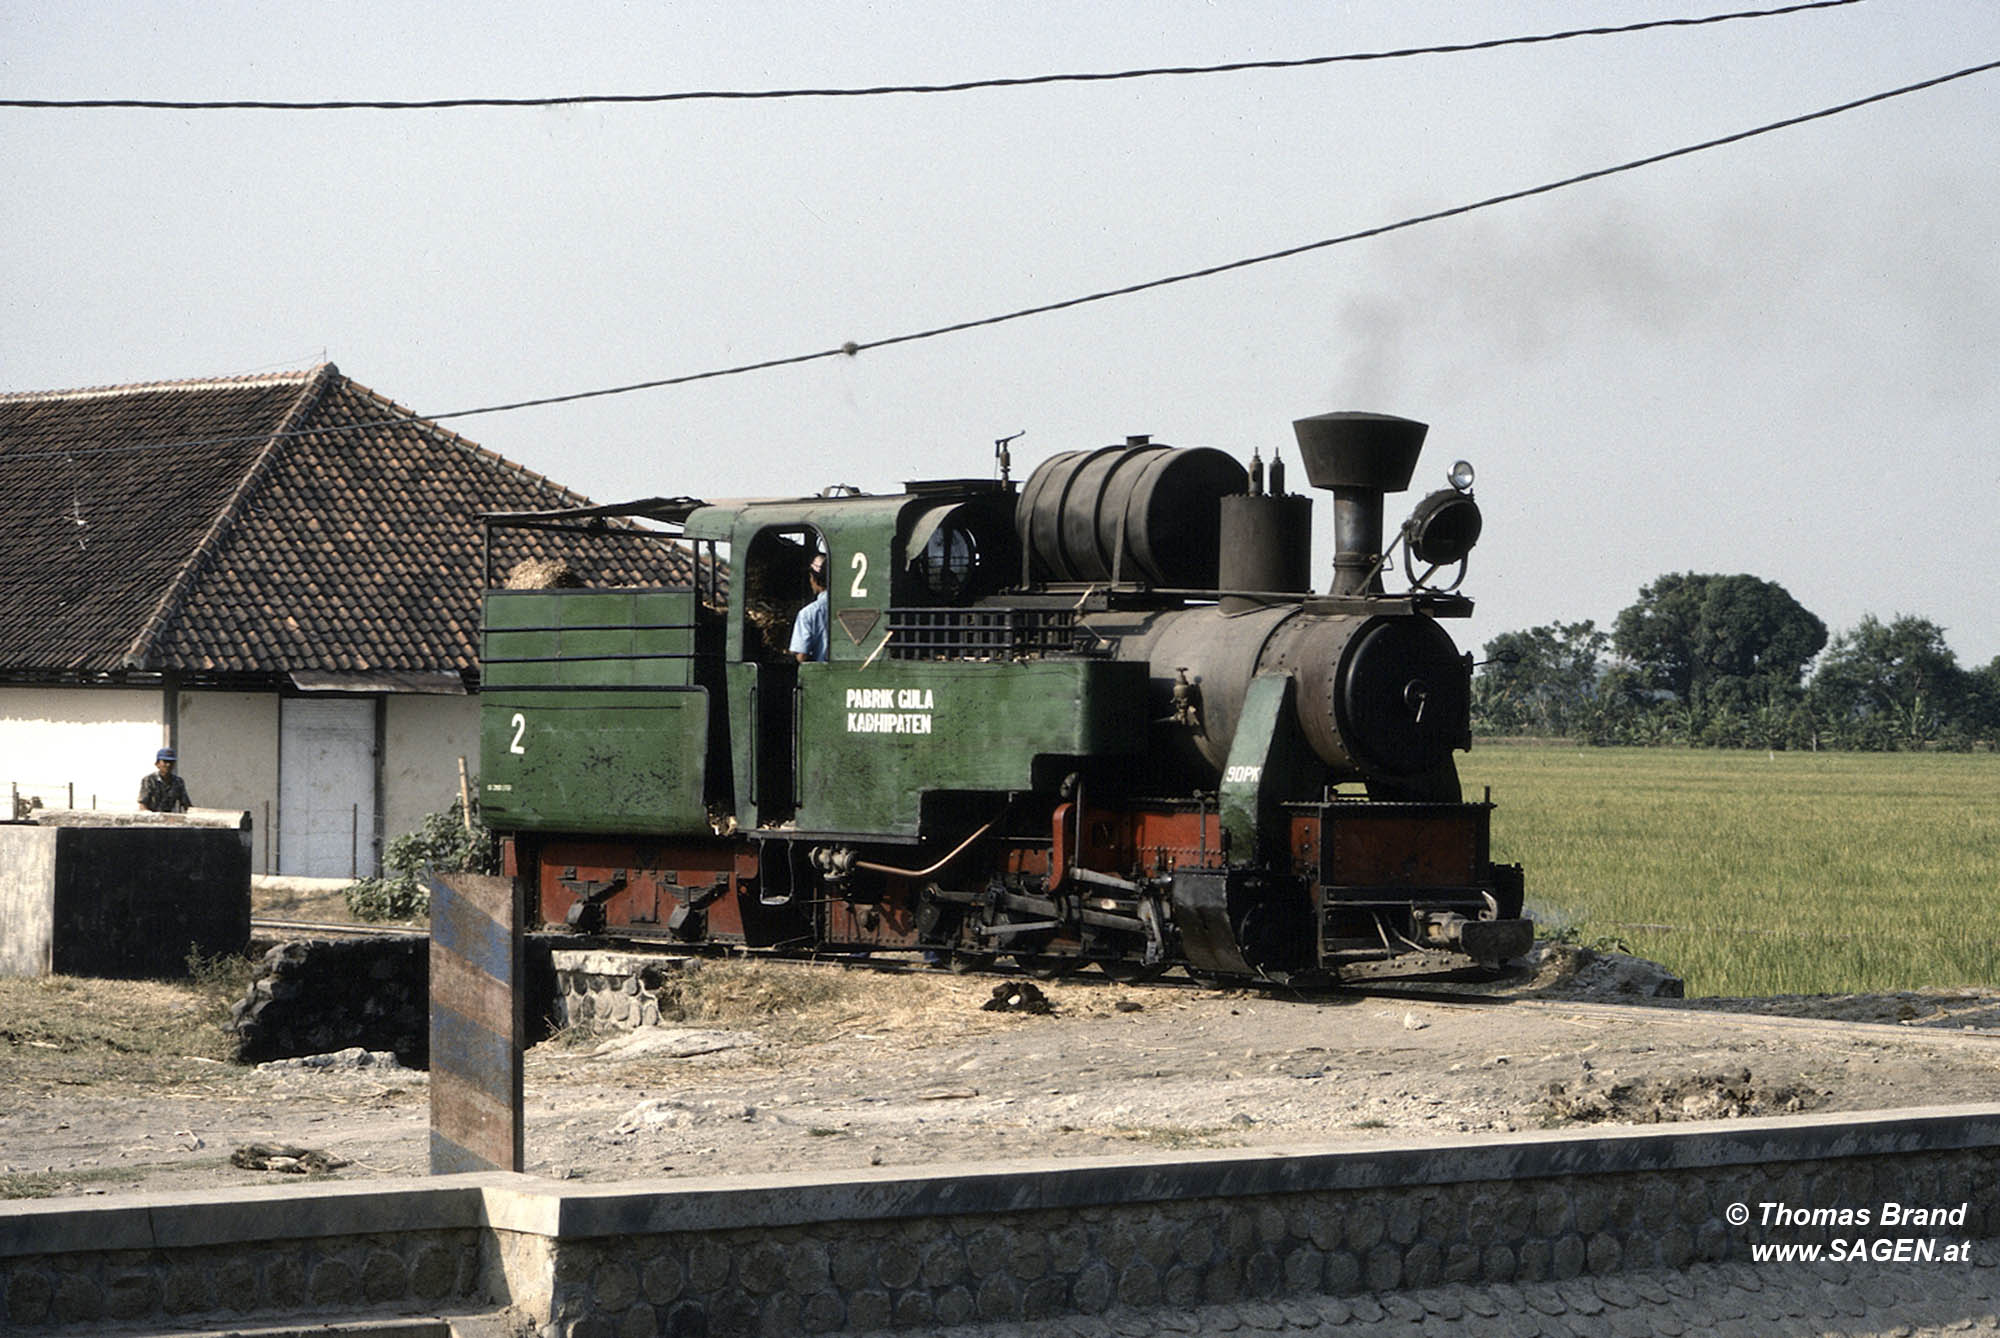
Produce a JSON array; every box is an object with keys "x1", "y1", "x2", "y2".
[{"x1": 884, "y1": 607, "x2": 1086, "y2": 661}]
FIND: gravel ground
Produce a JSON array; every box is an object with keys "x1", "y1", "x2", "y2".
[{"x1": 4, "y1": 946, "x2": 1997, "y2": 1198}]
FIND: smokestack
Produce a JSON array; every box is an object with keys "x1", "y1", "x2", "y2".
[{"x1": 1291, "y1": 412, "x2": 1428, "y2": 596}]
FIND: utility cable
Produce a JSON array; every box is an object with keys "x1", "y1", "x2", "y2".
[
  {"x1": 1, "y1": 52, "x2": 1992, "y2": 464},
  {"x1": 1, "y1": 2, "x2": 1864, "y2": 111},
  {"x1": 419, "y1": 56, "x2": 2000, "y2": 424}
]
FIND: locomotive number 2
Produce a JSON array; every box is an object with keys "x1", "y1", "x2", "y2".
[
  {"x1": 849, "y1": 551, "x2": 868, "y2": 598},
  {"x1": 509, "y1": 711, "x2": 527, "y2": 754}
]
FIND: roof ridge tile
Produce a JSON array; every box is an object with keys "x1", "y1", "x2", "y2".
[{"x1": 0, "y1": 366, "x2": 325, "y2": 404}]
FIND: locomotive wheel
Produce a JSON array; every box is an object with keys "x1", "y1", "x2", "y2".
[
  {"x1": 947, "y1": 951, "x2": 994, "y2": 975},
  {"x1": 1014, "y1": 953, "x2": 1082, "y2": 980},
  {"x1": 1097, "y1": 959, "x2": 1166, "y2": 983}
]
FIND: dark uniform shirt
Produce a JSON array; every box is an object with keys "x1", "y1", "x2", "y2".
[{"x1": 139, "y1": 770, "x2": 192, "y2": 813}]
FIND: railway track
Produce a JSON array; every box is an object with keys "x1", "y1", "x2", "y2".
[
  {"x1": 250, "y1": 916, "x2": 421, "y2": 939},
  {"x1": 245, "y1": 918, "x2": 2000, "y2": 1046}
]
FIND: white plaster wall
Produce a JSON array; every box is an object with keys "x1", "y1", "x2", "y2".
[
  {"x1": 383, "y1": 694, "x2": 481, "y2": 842},
  {"x1": 179, "y1": 691, "x2": 281, "y2": 873},
  {"x1": 1, "y1": 686, "x2": 476, "y2": 873},
  {"x1": 0, "y1": 686, "x2": 164, "y2": 813}
]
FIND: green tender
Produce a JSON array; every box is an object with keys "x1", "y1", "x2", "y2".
[{"x1": 480, "y1": 589, "x2": 712, "y2": 836}]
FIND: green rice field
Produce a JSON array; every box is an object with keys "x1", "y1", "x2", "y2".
[{"x1": 1457, "y1": 745, "x2": 2000, "y2": 999}]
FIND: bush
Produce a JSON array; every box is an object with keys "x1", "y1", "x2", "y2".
[
  {"x1": 343, "y1": 874, "x2": 428, "y2": 922},
  {"x1": 343, "y1": 797, "x2": 497, "y2": 922}
]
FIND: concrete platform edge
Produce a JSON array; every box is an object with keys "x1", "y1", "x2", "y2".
[
  {"x1": 6, "y1": 1102, "x2": 1998, "y2": 1254},
  {"x1": 3, "y1": 1103, "x2": 1995, "y2": 1335}
]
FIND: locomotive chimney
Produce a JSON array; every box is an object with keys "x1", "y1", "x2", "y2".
[{"x1": 1291, "y1": 412, "x2": 1428, "y2": 596}]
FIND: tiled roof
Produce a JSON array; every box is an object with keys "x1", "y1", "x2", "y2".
[{"x1": 0, "y1": 364, "x2": 689, "y2": 678}]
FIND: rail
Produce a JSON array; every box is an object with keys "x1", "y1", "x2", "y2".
[{"x1": 250, "y1": 916, "x2": 420, "y2": 939}]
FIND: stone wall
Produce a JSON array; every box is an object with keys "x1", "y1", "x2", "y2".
[
  {"x1": 232, "y1": 936, "x2": 431, "y2": 1067},
  {"x1": 543, "y1": 948, "x2": 679, "y2": 1031},
  {"x1": 220, "y1": 938, "x2": 691, "y2": 1071},
  {"x1": 519, "y1": 1117, "x2": 1997, "y2": 1337},
  {"x1": 1, "y1": 1228, "x2": 484, "y2": 1330},
  {"x1": 229, "y1": 935, "x2": 567, "y2": 1067},
  {"x1": 4, "y1": 1105, "x2": 1990, "y2": 1337},
  {"x1": 0, "y1": 1179, "x2": 494, "y2": 1334}
]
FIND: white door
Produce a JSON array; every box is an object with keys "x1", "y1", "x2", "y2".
[{"x1": 279, "y1": 698, "x2": 378, "y2": 877}]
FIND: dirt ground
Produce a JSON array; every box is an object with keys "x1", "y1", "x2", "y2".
[{"x1": 3, "y1": 942, "x2": 1998, "y2": 1201}]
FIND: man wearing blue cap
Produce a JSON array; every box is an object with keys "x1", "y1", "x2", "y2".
[
  {"x1": 139, "y1": 748, "x2": 192, "y2": 813},
  {"x1": 789, "y1": 553, "x2": 831, "y2": 664}
]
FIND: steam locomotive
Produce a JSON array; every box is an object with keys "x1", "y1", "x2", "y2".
[{"x1": 477, "y1": 411, "x2": 1529, "y2": 983}]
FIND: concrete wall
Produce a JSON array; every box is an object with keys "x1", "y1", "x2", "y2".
[
  {"x1": 0, "y1": 686, "x2": 162, "y2": 813},
  {"x1": 0, "y1": 822, "x2": 250, "y2": 978},
  {"x1": 0, "y1": 826, "x2": 59, "y2": 976},
  {"x1": 1, "y1": 1105, "x2": 1994, "y2": 1336}
]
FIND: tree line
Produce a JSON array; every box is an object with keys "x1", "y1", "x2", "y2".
[{"x1": 1473, "y1": 572, "x2": 2000, "y2": 750}]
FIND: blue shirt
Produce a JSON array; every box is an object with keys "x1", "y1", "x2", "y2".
[{"x1": 789, "y1": 590, "x2": 830, "y2": 661}]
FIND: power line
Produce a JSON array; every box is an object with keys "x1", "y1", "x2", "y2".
[
  {"x1": 420, "y1": 56, "x2": 2000, "y2": 424},
  {"x1": 2, "y1": 53, "x2": 1992, "y2": 465},
  {"x1": 1, "y1": 2, "x2": 1863, "y2": 111}
]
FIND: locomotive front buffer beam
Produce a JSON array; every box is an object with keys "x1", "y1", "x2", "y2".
[{"x1": 1416, "y1": 909, "x2": 1535, "y2": 962}]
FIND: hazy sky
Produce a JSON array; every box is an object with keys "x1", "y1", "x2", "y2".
[{"x1": 5, "y1": 1, "x2": 1996, "y2": 666}]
